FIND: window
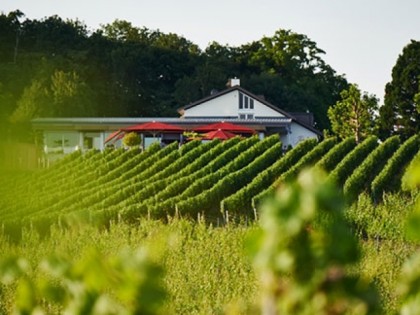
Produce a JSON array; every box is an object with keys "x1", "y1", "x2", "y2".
[
  {"x1": 239, "y1": 92, "x2": 255, "y2": 110},
  {"x1": 238, "y1": 92, "x2": 255, "y2": 120},
  {"x1": 238, "y1": 114, "x2": 254, "y2": 120}
]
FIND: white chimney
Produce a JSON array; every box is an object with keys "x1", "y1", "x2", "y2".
[{"x1": 227, "y1": 77, "x2": 240, "y2": 87}]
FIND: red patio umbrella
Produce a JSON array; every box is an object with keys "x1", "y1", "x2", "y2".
[
  {"x1": 123, "y1": 121, "x2": 184, "y2": 133},
  {"x1": 194, "y1": 122, "x2": 255, "y2": 134},
  {"x1": 202, "y1": 129, "x2": 237, "y2": 140}
]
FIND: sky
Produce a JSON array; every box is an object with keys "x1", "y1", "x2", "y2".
[{"x1": 2, "y1": 0, "x2": 420, "y2": 103}]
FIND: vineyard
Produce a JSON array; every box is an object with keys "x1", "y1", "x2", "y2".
[
  {"x1": 1, "y1": 134, "x2": 420, "y2": 314},
  {"x1": 1, "y1": 134, "x2": 420, "y2": 240}
]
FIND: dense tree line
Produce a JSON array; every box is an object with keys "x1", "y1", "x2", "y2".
[
  {"x1": 0, "y1": 10, "x2": 349, "y2": 141},
  {"x1": 1, "y1": 11, "x2": 419, "y2": 143}
]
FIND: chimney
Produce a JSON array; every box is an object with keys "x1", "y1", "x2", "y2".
[{"x1": 227, "y1": 77, "x2": 240, "y2": 87}]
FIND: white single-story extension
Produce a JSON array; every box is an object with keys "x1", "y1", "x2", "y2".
[{"x1": 32, "y1": 79, "x2": 322, "y2": 154}]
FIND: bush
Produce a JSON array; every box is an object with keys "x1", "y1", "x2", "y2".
[{"x1": 123, "y1": 132, "x2": 141, "y2": 148}]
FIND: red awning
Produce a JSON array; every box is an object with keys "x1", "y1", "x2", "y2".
[
  {"x1": 194, "y1": 122, "x2": 255, "y2": 133},
  {"x1": 202, "y1": 129, "x2": 238, "y2": 140},
  {"x1": 123, "y1": 121, "x2": 184, "y2": 133}
]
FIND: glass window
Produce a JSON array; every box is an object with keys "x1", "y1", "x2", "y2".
[
  {"x1": 83, "y1": 132, "x2": 101, "y2": 150},
  {"x1": 239, "y1": 92, "x2": 243, "y2": 109},
  {"x1": 250, "y1": 98, "x2": 254, "y2": 109},
  {"x1": 45, "y1": 132, "x2": 78, "y2": 148}
]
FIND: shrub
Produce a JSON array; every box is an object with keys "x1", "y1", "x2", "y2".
[{"x1": 123, "y1": 132, "x2": 141, "y2": 148}]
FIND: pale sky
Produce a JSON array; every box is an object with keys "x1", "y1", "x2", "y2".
[{"x1": 3, "y1": 0, "x2": 420, "y2": 103}]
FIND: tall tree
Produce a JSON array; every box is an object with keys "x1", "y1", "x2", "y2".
[
  {"x1": 0, "y1": 10, "x2": 24, "y2": 62},
  {"x1": 240, "y1": 29, "x2": 348, "y2": 130},
  {"x1": 328, "y1": 84, "x2": 378, "y2": 143},
  {"x1": 378, "y1": 40, "x2": 420, "y2": 139}
]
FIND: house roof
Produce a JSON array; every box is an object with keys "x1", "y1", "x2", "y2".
[{"x1": 178, "y1": 85, "x2": 322, "y2": 136}]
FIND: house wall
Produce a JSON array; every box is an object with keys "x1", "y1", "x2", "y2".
[
  {"x1": 288, "y1": 122, "x2": 319, "y2": 147},
  {"x1": 183, "y1": 91, "x2": 284, "y2": 118},
  {"x1": 43, "y1": 131, "x2": 108, "y2": 154}
]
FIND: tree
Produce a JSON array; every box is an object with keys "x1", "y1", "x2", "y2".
[
  {"x1": 328, "y1": 84, "x2": 378, "y2": 143},
  {"x1": 10, "y1": 68, "x2": 95, "y2": 123},
  {"x1": 19, "y1": 15, "x2": 88, "y2": 54},
  {"x1": 123, "y1": 132, "x2": 141, "y2": 148},
  {"x1": 378, "y1": 40, "x2": 420, "y2": 139},
  {"x1": 0, "y1": 10, "x2": 24, "y2": 62},
  {"x1": 414, "y1": 89, "x2": 420, "y2": 115},
  {"x1": 240, "y1": 29, "x2": 348, "y2": 130},
  {"x1": 101, "y1": 19, "x2": 146, "y2": 42},
  {"x1": 49, "y1": 70, "x2": 95, "y2": 117},
  {"x1": 10, "y1": 79, "x2": 49, "y2": 123}
]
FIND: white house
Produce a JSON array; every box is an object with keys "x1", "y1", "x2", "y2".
[
  {"x1": 178, "y1": 78, "x2": 321, "y2": 148},
  {"x1": 32, "y1": 78, "x2": 321, "y2": 154}
]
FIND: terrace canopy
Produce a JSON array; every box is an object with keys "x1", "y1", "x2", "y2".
[
  {"x1": 104, "y1": 121, "x2": 185, "y2": 146},
  {"x1": 123, "y1": 121, "x2": 184, "y2": 133},
  {"x1": 194, "y1": 121, "x2": 255, "y2": 134},
  {"x1": 202, "y1": 129, "x2": 237, "y2": 140}
]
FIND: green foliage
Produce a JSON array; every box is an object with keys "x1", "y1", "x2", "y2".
[
  {"x1": 221, "y1": 137, "x2": 318, "y2": 215},
  {"x1": 10, "y1": 69, "x2": 96, "y2": 123},
  {"x1": 371, "y1": 134, "x2": 420, "y2": 200},
  {"x1": 251, "y1": 168, "x2": 381, "y2": 314},
  {"x1": 176, "y1": 137, "x2": 282, "y2": 218},
  {"x1": 343, "y1": 136, "x2": 400, "y2": 201},
  {"x1": 314, "y1": 137, "x2": 357, "y2": 172},
  {"x1": 346, "y1": 192, "x2": 415, "y2": 241},
  {"x1": 244, "y1": 29, "x2": 347, "y2": 130},
  {"x1": 122, "y1": 132, "x2": 141, "y2": 148},
  {"x1": 328, "y1": 135, "x2": 379, "y2": 186},
  {"x1": 327, "y1": 84, "x2": 378, "y2": 143},
  {"x1": 144, "y1": 136, "x2": 261, "y2": 218},
  {"x1": 4, "y1": 159, "x2": 420, "y2": 314},
  {"x1": 378, "y1": 40, "x2": 420, "y2": 139},
  {"x1": 402, "y1": 149, "x2": 420, "y2": 192},
  {"x1": 0, "y1": 219, "x2": 257, "y2": 314},
  {"x1": 275, "y1": 137, "x2": 337, "y2": 184},
  {"x1": 397, "y1": 160, "x2": 420, "y2": 313},
  {"x1": 252, "y1": 137, "x2": 337, "y2": 210},
  {"x1": 0, "y1": 247, "x2": 167, "y2": 315}
]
